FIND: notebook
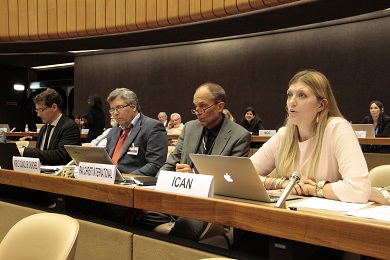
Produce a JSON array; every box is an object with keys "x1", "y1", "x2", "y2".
[
  {"x1": 0, "y1": 142, "x2": 20, "y2": 170},
  {"x1": 351, "y1": 124, "x2": 375, "y2": 138},
  {"x1": 64, "y1": 145, "x2": 132, "y2": 183},
  {"x1": 190, "y1": 154, "x2": 300, "y2": 203}
]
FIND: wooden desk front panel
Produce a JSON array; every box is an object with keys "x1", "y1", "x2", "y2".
[
  {"x1": 134, "y1": 188, "x2": 390, "y2": 259},
  {"x1": 0, "y1": 169, "x2": 134, "y2": 207}
]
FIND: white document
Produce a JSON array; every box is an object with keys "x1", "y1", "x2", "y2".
[
  {"x1": 289, "y1": 197, "x2": 373, "y2": 212},
  {"x1": 345, "y1": 206, "x2": 390, "y2": 222}
]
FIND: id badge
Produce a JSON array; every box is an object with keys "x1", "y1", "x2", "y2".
[{"x1": 127, "y1": 143, "x2": 139, "y2": 155}]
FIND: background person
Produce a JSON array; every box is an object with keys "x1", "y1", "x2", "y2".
[
  {"x1": 158, "y1": 112, "x2": 168, "y2": 127},
  {"x1": 166, "y1": 113, "x2": 184, "y2": 146},
  {"x1": 250, "y1": 70, "x2": 388, "y2": 205},
  {"x1": 223, "y1": 108, "x2": 235, "y2": 122},
  {"x1": 361, "y1": 100, "x2": 390, "y2": 153},
  {"x1": 81, "y1": 94, "x2": 106, "y2": 142},
  {"x1": 90, "y1": 115, "x2": 117, "y2": 147},
  {"x1": 106, "y1": 88, "x2": 168, "y2": 176},
  {"x1": 74, "y1": 115, "x2": 82, "y2": 130},
  {"x1": 240, "y1": 107, "x2": 264, "y2": 135}
]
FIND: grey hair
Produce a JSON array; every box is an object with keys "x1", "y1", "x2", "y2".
[
  {"x1": 170, "y1": 113, "x2": 181, "y2": 119},
  {"x1": 107, "y1": 88, "x2": 141, "y2": 111},
  {"x1": 197, "y1": 82, "x2": 226, "y2": 103}
]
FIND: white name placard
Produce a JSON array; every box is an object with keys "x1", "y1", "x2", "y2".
[
  {"x1": 156, "y1": 170, "x2": 214, "y2": 198},
  {"x1": 77, "y1": 162, "x2": 116, "y2": 184},
  {"x1": 355, "y1": 131, "x2": 366, "y2": 138},
  {"x1": 259, "y1": 130, "x2": 276, "y2": 136},
  {"x1": 13, "y1": 156, "x2": 40, "y2": 173}
]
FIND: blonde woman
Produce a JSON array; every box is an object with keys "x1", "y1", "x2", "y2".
[
  {"x1": 222, "y1": 109, "x2": 235, "y2": 122},
  {"x1": 250, "y1": 70, "x2": 388, "y2": 204}
]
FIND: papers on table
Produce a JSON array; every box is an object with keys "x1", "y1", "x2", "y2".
[
  {"x1": 289, "y1": 197, "x2": 373, "y2": 212},
  {"x1": 345, "y1": 206, "x2": 390, "y2": 222}
]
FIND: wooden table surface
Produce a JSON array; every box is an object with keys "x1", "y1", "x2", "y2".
[
  {"x1": 133, "y1": 188, "x2": 390, "y2": 259},
  {"x1": 0, "y1": 168, "x2": 389, "y2": 258}
]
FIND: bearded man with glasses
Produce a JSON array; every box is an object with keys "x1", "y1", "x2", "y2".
[{"x1": 137, "y1": 82, "x2": 251, "y2": 241}]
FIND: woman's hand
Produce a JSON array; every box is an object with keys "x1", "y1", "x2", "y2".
[
  {"x1": 370, "y1": 187, "x2": 390, "y2": 205},
  {"x1": 293, "y1": 179, "x2": 316, "y2": 196}
]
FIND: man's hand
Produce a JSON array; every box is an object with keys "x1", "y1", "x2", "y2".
[{"x1": 175, "y1": 163, "x2": 193, "y2": 173}]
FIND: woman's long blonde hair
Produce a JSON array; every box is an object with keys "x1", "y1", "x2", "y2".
[{"x1": 278, "y1": 70, "x2": 343, "y2": 180}]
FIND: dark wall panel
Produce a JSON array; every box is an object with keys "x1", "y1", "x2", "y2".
[{"x1": 75, "y1": 14, "x2": 390, "y2": 129}]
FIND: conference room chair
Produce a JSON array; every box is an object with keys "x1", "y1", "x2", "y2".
[
  {"x1": 19, "y1": 136, "x2": 33, "y2": 141},
  {"x1": 15, "y1": 140, "x2": 29, "y2": 149},
  {"x1": 0, "y1": 213, "x2": 79, "y2": 260},
  {"x1": 369, "y1": 165, "x2": 390, "y2": 187}
]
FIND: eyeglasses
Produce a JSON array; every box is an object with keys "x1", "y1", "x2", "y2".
[
  {"x1": 35, "y1": 107, "x2": 48, "y2": 113},
  {"x1": 109, "y1": 104, "x2": 130, "y2": 114},
  {"x1": 191, "y1": 103, "x2": 219, "y2": 115}
]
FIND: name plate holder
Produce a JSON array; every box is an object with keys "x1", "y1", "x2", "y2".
[
  {"x1": 77, "y1": 162, "x2": 116, "y2": 184},
  {"x1": 259, "y1": 130, "x2": 276, "y2": 136},
  {"x1": 13, "y1": 156, "x2": 40, "y2": 173},
  {"x1": 355, "y1": 131, "x2": 367, "y2": 138},
  {"x1": 156, "y1": 170, "x2": 214, "y2": 198}
]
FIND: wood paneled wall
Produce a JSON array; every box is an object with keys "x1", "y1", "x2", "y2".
[
  {"x1": 0, "y1": 0, "x2": 297, "y2": 41},
  {"x1": 74, "y1": 13, "x2": 390, "y2": 129}
]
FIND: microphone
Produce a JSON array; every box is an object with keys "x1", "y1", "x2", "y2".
[{"x1": 275, "y1": 172, "x2": 301, "y2": 209}]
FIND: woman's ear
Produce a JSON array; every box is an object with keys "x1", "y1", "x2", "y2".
[{"x1": 318, "y1": 99, "x2": 328, "y2": 112}]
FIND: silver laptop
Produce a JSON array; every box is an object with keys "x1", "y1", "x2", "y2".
[
  {"x1": 190, "y1": 154, "x2": 300, "y2": 203},
  {"x1": 351, "y1": 124, "x2": 375, "y2": 138},
  {"x1": 64, "y1": 145, "x2": 131, "y2": 183}
]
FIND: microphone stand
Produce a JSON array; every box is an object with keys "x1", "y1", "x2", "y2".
[{"x1": 275, "y1": 172, "x2": 301, "y2": 209}]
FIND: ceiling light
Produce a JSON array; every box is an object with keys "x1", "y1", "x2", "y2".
[
  {"x1": 31, "y1": 62, "x2": 74, "y2": 70},
  {"x1": 14, "y1": 84, "x2": 25, "y2": 91},
  {"x1": 68, "y1": 49, "x2": 103, "y2": 53}
]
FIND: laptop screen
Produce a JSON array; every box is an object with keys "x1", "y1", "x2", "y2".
[{"x1": 0, "y1": 142, "x2": 20, "y2": 169}]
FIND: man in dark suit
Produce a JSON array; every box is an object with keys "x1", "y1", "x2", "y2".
[
  {"x1": 138, "y1": 82, "x2": 251, "y2": 240},
  {"x1": 106, "y1": 88, "x2": 168, "y2": 176},
  {"x1": 158, "y1": 112, "x2": 168, "y2": 127},
  {"x1": 21, "y1": 89, "x2": 81, "y2": 165}
]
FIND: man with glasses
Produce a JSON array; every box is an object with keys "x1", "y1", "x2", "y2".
[
  {"x1": 106, "y1": 88, "x2": 168, "y2": 176},
  {"x1": 138, "y1": 82, "x2": 251, "y2": 240},
  {"x1": 22, "y1": 89, "x2": 81, "y2": 165}
]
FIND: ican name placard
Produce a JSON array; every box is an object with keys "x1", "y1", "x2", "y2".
[
  {"x1": 156, "y1": 170, "x2": 214, "y2": 198},
  {"x1": 13, "y1": 156, "x2": 40, "y2": 173},
  {"x1": 77, "y1": 162, "x2": 116, "y2": 184}
]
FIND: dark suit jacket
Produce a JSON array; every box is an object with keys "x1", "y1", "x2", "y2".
[
  {"x1": 106, "y1": 113, "x2": 168, "y2": 176},
  {"x1": 23, "y1": 115, "x2": 81, "y2": 165},
  {"x1": 161, "y1": 115, "x2": 251, "y2": 171}
]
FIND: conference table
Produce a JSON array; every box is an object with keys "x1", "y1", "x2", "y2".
[
  {"x1": 6, "y1": 133, "x2": 389, "y2": 146},
  {"x1": 0, "y1": 169, "x2": 389, "y2": 259},
  {"x1": 168, "y1": 134, "x2": 390, "y2": 146},
  {"x1": 6, "y1": 132, "x2": 88, "y2": 139}
]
